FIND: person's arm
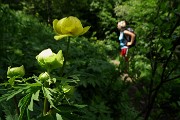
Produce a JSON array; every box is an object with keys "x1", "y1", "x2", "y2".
[{"x1": 124, "y1": 30, "x2": 135, "y2": 46}]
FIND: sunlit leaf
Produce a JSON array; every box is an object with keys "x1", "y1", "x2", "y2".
[
  {"x1": 7, "y1": 86, "x2": 30, "y2": 101},
  {"x1": 42, "y1": 87, "x2": 55, "y2": 108},
  {"x1": 56, "y1": 113, "x2": 63, "y2": 120},
  {"x1": 18, "y1": 93, "x2": 31, "y2": 120},
  {"x1": 28, "y1": 90, "x2": 40, "y2": 111}
]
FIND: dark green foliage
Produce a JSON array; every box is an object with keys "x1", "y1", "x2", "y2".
[
  {"x1": 0, "y1": 0, "x2": 180, "y2": 120},
  {"x1": 0, "y1": 5, "x2": 137, "y2": 119},
  {"x1": 0, "y1": 101, "x2": 19, "y2": 120},
  {"x1": 0, "y1": 4, "x2": 58, "y2": 79},
  {"x1": 115, "y1": 0, "x2": 180, "y2": 119}
]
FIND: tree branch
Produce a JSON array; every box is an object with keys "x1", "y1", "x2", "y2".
[{"x1": 165, "y1": 75, "x2": 180, "y2": 83}]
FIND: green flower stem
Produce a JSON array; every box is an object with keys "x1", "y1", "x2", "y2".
[
  {"x1": 60, "y1": 37, "x2": 70, "y2": 76},
  {"x1": 27, "y1": 109, "x2": 30, "y2": 120},
  {"x1": 43, "y1": 97, "x2": 49, "y2": 116},
  {"x1": 43, "y1": 71, "x2": 50, "y2": 116},
  {"x1": 13, "y1": 96, "x2": 20, "y2": 115}
]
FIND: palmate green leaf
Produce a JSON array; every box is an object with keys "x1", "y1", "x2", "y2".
[
  {"x1": 74, "y1": 104, "x2": 87, "y2": 109},
  {"x1": 42, "y1": 87, "x2": 56, "y2": 108},
  {"x1": 55, "y1": 104, "x2": 87, "y2": 120},
  {"x1": 1, "y1": 102, "x2": 19, "y2": 120},
  {"x1": 18, "y1": 93, "x2": 32, "y2": 120},
  {"x1": 36, "y1": 114, "x2": 54, "y2": 120},
  {"x1": 27, "y1": 82, "x2": 42, "y2": 87},
  {"x1": 59, "y1": 75, "x2": 80, "y2": 85},
  {"x1": 28, "y1": 90, "x2": 40, "y2": 111},
  {"x1": 0, "y1": 92, "x2": 12, "y2": 103},
  {"x1": 0, "y1": 85, "x2": 30, "y2": 102},
  {"x1": 25, "y1": 83, "x2": 42, "y2": 93},
  {"x1": 56, "y1": 113, "x2": 63, "y2": 120},
  {"x1": 7, "y1": 86, "x2": 30, "y2": 101},
  {"x1": 42, "y1": 87, "x2": 61, "y2": 113}
]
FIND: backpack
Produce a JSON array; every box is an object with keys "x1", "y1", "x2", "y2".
[{"x1": 124, "y1": 27, "x2": 136, "y2": 48}]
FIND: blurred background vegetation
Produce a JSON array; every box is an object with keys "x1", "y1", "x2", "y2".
[{"x1": 0, "y1": 0, "x2": 180, "y2": 120}]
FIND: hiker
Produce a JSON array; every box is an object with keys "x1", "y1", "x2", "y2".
[{"x1": 117, "y1": 20, "x2": 136, "y2": 61}]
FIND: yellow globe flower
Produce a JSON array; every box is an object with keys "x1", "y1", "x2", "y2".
[{"x1": 53, "y1": 16, "x2": 91, "y2": 40}]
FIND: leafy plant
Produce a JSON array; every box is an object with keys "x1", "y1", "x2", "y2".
[
  {"x1": 115, "y1": 0, "x2": 180, "y2": 119},
  {"x1": 0, "y1": 16, "x2": 90, "y2": 120}
]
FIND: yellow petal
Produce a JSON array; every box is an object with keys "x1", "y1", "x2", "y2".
[
  {"x1": 54, "y1": 34, "x2": 72, "y2": 40},
  {"x1": 56, "y1": 17, "x2": 67, "y2": 34},
  {"x1": 53, "y1": 19, "x2": 58, "y2": 33},
  {"x1": 64, "y1": 16, "x2": 83, "y2": 35},
  {"x1": 72, "y1": 17, "x2": 84, "y2": 35},
  {"x1": 60, "y1": 17, "x2": 75, "y2": 34},
  {"x1": 69, "y1": 16, "x2": 82, "y2": 27},
  {"x1": 80, "y1": 26, "x2": 91, "y2": 35},
  {"x1": 71, "y1": 26, "x2": 83, "y2": 35}
]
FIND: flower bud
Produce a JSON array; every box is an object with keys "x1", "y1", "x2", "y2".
[
  {"x1": 38, "y1": 72, "x2": 50, "y2": 82},
  {"x1": 7, "y1": 65, "x2": 25, "y2": 78},
  {"x1": 36, "y1": 48, "x2": 64, "y2": 71}
]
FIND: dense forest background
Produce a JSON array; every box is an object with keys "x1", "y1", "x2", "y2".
[{"x1": 0, "y1": 0, "x2": 180, "y2": 120}]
